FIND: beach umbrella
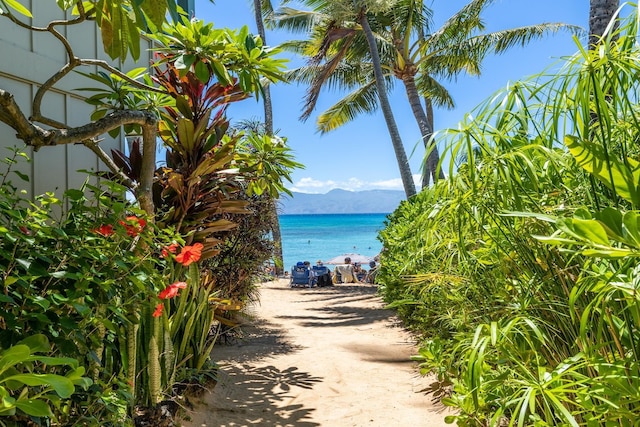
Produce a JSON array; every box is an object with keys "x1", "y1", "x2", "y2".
[{"x1": 325, "y1": 253, "x2": 374, "y2": 265}]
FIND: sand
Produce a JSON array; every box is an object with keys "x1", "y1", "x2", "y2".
[{"x1": 178, "y1": 279, "x2": 451, "y2": 427}]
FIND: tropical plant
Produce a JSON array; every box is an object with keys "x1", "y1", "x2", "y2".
[
  {"x1": 236, "y1": 0, "x2": 286, "y2": 273},
  {"x1": 205, "y1": 129, "x2": 302, "y2": 301},
  {"x1": 98, "y1": 21, "x2": 299, "y2": 407},
  {"x1": 380, "y1": 3, "x2": 640, "y2": 425},
  {"x1": 0, "y1": 1, "x2": 286, "y2": 216}
]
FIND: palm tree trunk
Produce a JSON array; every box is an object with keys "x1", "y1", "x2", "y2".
[
  {"x1": 358, "y1": 9, "x2": 416, "y2": 198},
  {"x1": 402, "y1": 75, "x2": 444, "y2": 189},
  {"x1": 253, "y1": 0, "x2": 284, "y2": 275},
  {"x1": 253, "y1": 0, "x2": 274, "y2": 137},
  {"x1": 589, "y1": 0, "x2": 620, "y2": 46}
]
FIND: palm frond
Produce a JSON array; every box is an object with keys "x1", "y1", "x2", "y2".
[
  {"x1": 415, "y1": 73, "x2": 454, "y2": 109},
  {"x1": 301, "y1": 34, "x2": 356, "y2": 120},
  {"x1": 488, "y1": 24, "x2": 583, "y2": 54},
  {"x1": 285, "y1": 60, "x2": 369, "y2": 89},
  {"x1": 277, "y1": 39, "x2": 313, "y2": 56},
  {"x1": 433, "y1": 0, "x2": 492, "y2": 40},
  {"x1": 269, "y1": 7, "x2": 327, "y2": 33},
  {"x1": 316, "y1": 79, "x2": 381, "y2": 133},
  {"x1": 423, "y1": 49, "x2": 482, "y2": 78}
]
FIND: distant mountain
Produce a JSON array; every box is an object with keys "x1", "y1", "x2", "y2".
[{"x1": 278, "y1": 189, "x2": 405, "y2": 214}]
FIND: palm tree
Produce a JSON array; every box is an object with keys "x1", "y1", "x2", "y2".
[
  {"x1": 356, "y1": 2, "x2": 417, "y2": 197},
  {"x1": 275, "y1": 0, "x2": 577, "y2": 188},
  {"x1": 589, "y1": 0, "x2": 620, "y2": 45},
  {"x1": 273, "y1": 0, "x2": 417, "y2": 197},
  {"x1": 249, "y1": 0, "x2": 287, "y2": 275}
]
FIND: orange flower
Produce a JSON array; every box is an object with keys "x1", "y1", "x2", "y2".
[
  {"x1": 93, "y1": 224, "x2": 114, "y2": 237},
  {"x1": 161, "y1": 243, "x2": 179, "y2": 258},
  {"x1": 158, "y1": 281, "x2": 187, "y2": 299},
  {"x1": 119, "y1": 216, "x2": 146, "y2": 237},
  {"x1": 152, "y1": 303, "x2": 164, "y2": 318},
  {"x1": 175, "y1": 243, "x2": 203, "y2": 266}
]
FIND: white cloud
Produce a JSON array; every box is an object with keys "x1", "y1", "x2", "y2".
[{"x1": 288, "y1": 175, "x2": 422, "y2": 194}]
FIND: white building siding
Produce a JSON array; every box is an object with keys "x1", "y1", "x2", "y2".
[{"x1": 0, "y1": 2, "x2": 154, "y2": 198}]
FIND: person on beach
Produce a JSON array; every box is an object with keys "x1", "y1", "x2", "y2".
[
  {"x1": 353, "y1": 262, "x2": 366, "y2": 282},
  {"x1": 304, "y1": 260, "x2": 315, "y2": 287},
  {"x1": 365, "y1": 260, "x2": 378, "y2": 284},
  {"x1": 333, "y1": 257, "x2": 361, "y2": 284},
  {"x1": 314, "y1": 260, "x2": 333, "y2": 287}
]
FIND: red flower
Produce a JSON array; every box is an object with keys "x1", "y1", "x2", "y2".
[
  {"x1": 158, "y1": 282, "x2": 187, "y2": 300},
  {"x1": 161, "y1": 243, "x2": 179, "y2": 258},
  {"x1": 119, "y1": 216, "x2": 146, "y2": 237},
  {"x1": 175, "y1": 243, "x2": 203, "y2": 266},
  {"x1": 93, "y1": 224, "x2": 114, "y2": 237},
  {"x1": 152, "y1": 303, "x2": 164, "y2": 318}
]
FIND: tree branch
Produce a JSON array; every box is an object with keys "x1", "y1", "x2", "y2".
[
  {"x1": 1, "y1": 89, "x2": 156, "y2": 148},
  {"x1": 83, "y1": 139, "x2": 139, "y2": 191},
  {"x1": 31, "y1": 60, "x2": 80, "y2": 125},
  {"x1": 136, "y1": 123, "x2": 157, "y2": 217}
]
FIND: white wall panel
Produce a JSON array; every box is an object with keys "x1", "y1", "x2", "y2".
[
  {"x1": 34, "y1": 92, "x2": 66, "y2": 197},
  {"x1": 0, "y1": 2, "x2": 148, "y2": 201},
  {"x1": 67, "y1": 97, "x2": 99, "y2": 190},
  {"x1": 68, "y1": 19, "x2": 99, "y2": 60},
  {"x1": 32, "y1": 1, "x2": 66, "y2": 63},
  {"x1": 0, "y1": 2, "x2": 31, "y2": 51}
]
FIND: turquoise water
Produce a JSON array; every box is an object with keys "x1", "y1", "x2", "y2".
[{"x1": 279, "y1": 213, "x2": 389, "y2": 269}]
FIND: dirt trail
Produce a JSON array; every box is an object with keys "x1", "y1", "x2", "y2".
[{"x1": 179, "y1": 279, "x2": 450, "y2": 427}]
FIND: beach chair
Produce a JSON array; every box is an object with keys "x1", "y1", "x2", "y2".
[
  {"x1": 312, "y1": 265, "x2": 332, "y2": 287},
  {"x1": 290, "y1": 262, "x2": 312, "y2": 288}
]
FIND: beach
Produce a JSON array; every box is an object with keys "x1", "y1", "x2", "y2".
[
  {"x1": 179, "y1": 279, "x2": 450, "y2": 426},
  {"x1": 279, "y1": 213, "x2": 387, "y2": 270}
]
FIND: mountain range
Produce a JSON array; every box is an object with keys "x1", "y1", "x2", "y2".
[{"x1": 278, "y1": 189, "x2": 406, "y2": 214}]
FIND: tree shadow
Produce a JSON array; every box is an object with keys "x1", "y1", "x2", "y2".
[
  {"x1": 276, "y1": 304, "x2": 392, "y2": 328},
  {"x1": 212, "y1": 319, "x2": 303, "y2": 364},
  {"x1": 185, "y1": 363, "x2": 322, "y2": 427}
]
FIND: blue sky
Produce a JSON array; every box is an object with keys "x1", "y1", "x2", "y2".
[{"x1": 197, "y1": 0, "x2": 590, "y2": 194}]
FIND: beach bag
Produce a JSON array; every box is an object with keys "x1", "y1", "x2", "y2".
[{"x1": 316, "y1": 273, "x2": 332, "y2": 287}]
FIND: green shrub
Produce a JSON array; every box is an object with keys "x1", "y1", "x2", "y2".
[{"x1": 380, "y1": 4, "x2": 640, "y2": 425}]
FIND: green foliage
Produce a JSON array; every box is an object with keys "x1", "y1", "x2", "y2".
[
  {"x1": 204, "y1": 194, "x2": 274, "y2": 303},
  {"x1": 150, "y1": 18, "x2": 287, "y2": 98},
  {"x1": 0, "y1": 0, "x2": 32, "y2": 17},
  {"x1": 0, "y1": 334, "x2": 91, "y2": 420},
  {"x1": 0, "y1": 148, "x2": 181, "y2": 424},
  {"x1": 380, "y1": 4, "x2": 640, "y2": 425},
  {"x1": 236, "y1": 132, "x2": 304, "y2": 199},
  {"x1": 99, "y1": 33, "x2": 299, "y2": 409}
]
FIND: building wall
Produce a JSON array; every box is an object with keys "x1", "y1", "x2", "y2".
[{"x1": 0, "y1": 1, "x2": 153, "y2": 198}]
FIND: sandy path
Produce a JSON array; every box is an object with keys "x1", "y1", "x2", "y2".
[{"x1": 179, "y1": 279, "x2": 449, "y2": 427}]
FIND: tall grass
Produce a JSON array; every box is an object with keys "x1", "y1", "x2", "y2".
[{"x1": 379, "y1": 4, "x2": 640, "y2": 425}]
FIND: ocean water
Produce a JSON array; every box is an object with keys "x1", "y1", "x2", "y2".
[{"x1": 279, "y1": 213, "x2": 389, "y2": 270}]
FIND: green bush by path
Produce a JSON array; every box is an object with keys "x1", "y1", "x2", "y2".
[{"x1": 379, "y1": 4, "x2": 640, "y2": 426}]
